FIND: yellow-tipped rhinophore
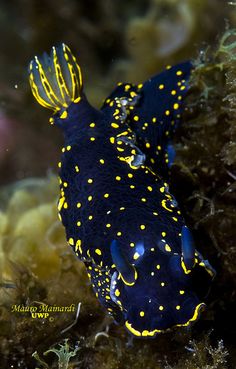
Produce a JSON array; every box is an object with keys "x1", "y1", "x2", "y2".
[{"x1": 28, "y1": 43, "x2": 82, "y2": 111}]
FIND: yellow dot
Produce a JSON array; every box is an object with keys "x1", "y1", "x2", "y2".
[
  {"x1": 138, "y1": 83, "x2": 143, "y2": 88},
  {"x1": 77, "y1": 221, "x2": 81, "y2": 227},
  {"x1": 162, "y1": 232, "x2": 166, "y2": 237},
  {"x1": 88, "y1": 215, "x2": 93, "y2": 220},
  {"x1": 88, "y1": 195, "x2": 93, "y2": 201},
  {"x1": 133, "y1": 252, "x2": 140, "y2": 260},
  {"x1": 104, "y1": 193, "x2": 109, "y2": 198},
  {"x1": 62, "y1": 147, "x2": 65, "y2": 152},
  {"x1": 115, "y1": 289, "x2": 120, "y2": 297},
  {"x1": 165, "y1": 110, "x2": 170, "y2": 116},
  {"x1": 120, "y1": 207, "x2": 125, "y2": 210},
  {"x1": 95, "y1": 249, "x2": 102, "y2": 255},
  {"x1": 100, "y1": 159, "x2": 105, "y2": 164},
  {"x1": 140, "y1": 224, "x2": 146, "y2": 230},
  {"x1": 156, "y1": 264, "x2": 161, "y2": 270},
  {"x1": 176, "y1": 305, "x2": 181, "y2": 310},
  {"x1": 141, "y1": 198, "x2": 147, "y2": 202},
  {"x1": 172, "y1": 217, "x2": 178, "y2": 222},
  {"x1": 77, "y1": 202, "x2": 82, "y2": 208},
  {"x1": 105, "y1": 295, "x2": 111, "y2": 300},
  {"x1": 88, "y1": 178, "x2": 93, "y2": 184},
  {"x1": 179, "y1": 290, "x2": 185, "y2": 295},
  {"x1": 157, "y1": 145, "x2": 161, "y2": 150},
  {"x1": 130, "y1": 242, "x2": 135, "y2": 247},
  {"x1": 128, "y1": 173, "x2": 133, "y2": 178},
  {"x1": 90, "y1": 122, "x2": 95, "y2": 128},
  {"x1": 58, "y1": 162, "x2": 62, "y2": 168},
  {"x1": 111, "y1": 123, "x2": 119, "y2": 128},
  {"x1": 106, "y1": 223, "x2": 111, "y2": 228},
  {"x1": 140, "y1": 311, "x2": 145, "y2": 317},
  {"x1": 110, "y1": 137, "x2": 115, "y2": 144},
  {"x1": 147, "y1": 186, "x2": 152, "y2": 191},
  {"x1": 180, "y1": 86, "x2": 186, "y2": 91},
  {"x1": 159, "y1": 84, "x2": 164, "y2": 90},
  {"x1": 63, "y1": 202, "x2": 68, "y2": 209},
  {"x1": 153, "y1": 212, "x2": 158, "y2": 216},
  {"x1": 134, "y1": 115, "x2": 139, "y2": 121},
  {"x1": 161, "y1": 282, "x2": 165, "y2": 287},
  {"x1": 171, "y1": 90, "x2": 176, "y2": 95},
  {"x1": 159, "y1": 306, "x2": 164, "y2": 311},
  {"x1": 130, "y1": 185, "x2": 135, "y2": 189},
  {"x1": 146, "y1": 142, "x2": 151, "y2": 149},
  {"x1": 173, "y1": 103, "x2": 179, "y2": 110},
  {"x1": 90, "y1": 137, "x2": 96, "y2": 141},
  {"x1": 75, "y1": 165, "x2": 80, "y2": 172},
  {"x1": 116, "y1": 176, "x2": 121, "y2": 181},
  {"x1": 152, "y1": 117, "x2": 157, "y2": 123},
  {"x1": 165, "y1": 244, "x2": 171, "y2": 252},
  {"x1": 176, "y1": 70, "x2": 183, "y2": 76},
  {"x1": 117, "y1": 231, "x2": 122, "y2": 236},
  {"x1": 68, "y1": 238, "x2": 74, "y2": 245}
]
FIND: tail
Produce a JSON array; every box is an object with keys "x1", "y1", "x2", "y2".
[{"x1": 28, "y1": 43, "x2": 83, "y2": 112}]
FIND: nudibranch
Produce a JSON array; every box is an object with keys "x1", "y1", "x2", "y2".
[{"x1": 28, "y1": 44, "x2": 215, "y2": 338}]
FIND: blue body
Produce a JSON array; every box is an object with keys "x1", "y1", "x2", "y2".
[{"x1": 29, "y1": 45, "x2": 215, "y2": 338}]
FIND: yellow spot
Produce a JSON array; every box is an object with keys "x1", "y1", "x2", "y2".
[
  {"x1": 176, "y1": 70, "x2": 183, "y2": 76},
  {"x1": 141, "y1": 198, "x2": 147, "y2": 202},
  {"x1": 156, "y1": 264, "x2": 161, "y2": 270},
  {"x1": 90, "y1": 122, "x2": 95, "y2": 128},
  {"x1": 66, "y1": 145, "x2": 71, "y2": 151},
  {"x1": 63, "y1": 182, "x2": 68, "y2": 187},
  {"x1": 147, "y1": 186, "x2": 152, "y2": 191},
  {"x1": 159, "y1": 84, "x2": 164, "y2": 89},
  {"x1": 179, "y1": 290, "x2": 185, "y2": 295},
  {"x1": 63, "y1": 202, "x2": 68, "y2": 209},
  {"x1": 128, "y1": 173, "x2": 133, "y2": 178},
  {"x1": 120, "y1": 207, "x2": 125, "y2": 210},
  {"x1": 146, "y1": 142, "x2": 151, "y2": 149},
  {"x1": 68, "y1": 238, "x2": 74, "y2": 245},
  {"x1": 130, "y1": 242, "x2": 135, "y2": 247},
  {"x1": 88, "y1": 178, "x2": 93, "y2": 184},
  {"x1": 133, "y1": 115, "x2": 139, "y2": 121},
  {"x1": 152, "y1": 117, "x2": 157, "y2": 123},
  {"x1": 117, "y1": 231, "x2": 122, "y2": 236},
  {"x1": 99, "y1": 159, "x2": 105, "y2": 164},
  {"x1": 104, "y1": 193, "x2": 109, "y2": 198},
  {"x1": 106, "y1": 223, "x2": 111, "y2": 228},
  {"x1": 172, "y1": 217, "x2": 178, "y2": 222},
  {"x1": 160, "y1": 187, "x2": 165, "y2": 194},
  {"x1": 162, "y1": 232, "x2": 166, "y2": 237},
  {"x1": 75, "y1": 165, "x2": 80, "y2": 172},
  {"x1": 77, "y1": 202, "x2": 82, "y2": 208},
  {"x1": 115, "y1": 289, "x2": 120, "y2": 297},
  {"x1": 180, "y1": 85, "x2": 186, "y2": 91},
  {"x1": 116, "y1": 176, "x2": 121, "y2": 181},
  {"x1": 105, "y1": 295, "x2": 111, "y2": 300},
  {"x1": 88, "y1": 215, "x2": 93, "y2": 220},
  {"x1": 133, "y1": 252, "x2": 140, "y2": 260},
  {"x1": 90, "y1": 137, "x2": 96, "y2": 141},
  {"x1": 95, "y1": 249, "x2": 102, "y2": 255},
  {"x1": 140, "y1": 224, "x2": 146, "y2": 230},
  {"x1": 88, "y1": 195, "x2": 93, "y2": 201},
  {"x1": 153, "y1": 212, "x2": 158, "y2": 216},
  {"x1": 138, "y1": 83, "x2": 143, "y2": 88},
  {"x1": 173, "y1": 103, "x2": 179, "y2": 110},
  {"x1": 140, "y1": 311, "x2": 145, "y2": 317},
  {"x1": 110, "y1": 137, "x2": 115, "y2": 144},
  {"x1": 130, "y1": 185, "x2": 135, "y2": 189},
  {"x1": 161, "y1": 282, "x2": 165, "y2": 287},
  {"x1": 159, "y1": 306, "x2": 164, "y2": 311},
  {"x1": 62, "y1": 147, "x2": 65, "y2": 152},
  {"x1": 165, "y1": 244, "x2": 171, "y2": 252},
  {"x1": 60, "y1": 110, "x2": 68, "y2": 119},
  {"x1": 157, "y1": 145, "x2": 161, "y2": 150},
  {"x1": 111, "y1": 122, "x2": 119, "y2": 128},
  {"x1": 176, "y1": 305, "x2": 181, "y2": 310},
  {"x1": 75, "y1": 240, "x2": 82, "y2": 253},
  {"x1": 165, "y1": 110, "x2": 170, "y2": 116},
  {"x1": 171, "y1": 90, "x2": 176, "y2": 95},
  {"x1": 58, "y1": 162, "x2": 62, "y2": 168},
  {"x1": 77, "y1": 221, "x2": 81, "y2": 227}
]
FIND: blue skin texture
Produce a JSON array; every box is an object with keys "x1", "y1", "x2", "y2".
[{"x1": 28, "y1": 44, "x2": 215, "y2": 338}]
